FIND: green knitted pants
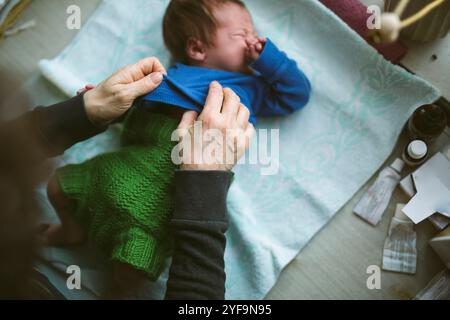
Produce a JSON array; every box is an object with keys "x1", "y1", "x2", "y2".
[{"x1": 57, "y1": 108, "x2": 178, "y2": 280}]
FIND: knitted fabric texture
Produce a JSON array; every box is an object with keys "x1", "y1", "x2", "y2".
[{"x1": 57, "y1": 108, "x2": 179, "y2": 280}]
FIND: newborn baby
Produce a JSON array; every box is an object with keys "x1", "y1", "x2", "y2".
[
  {"x1": 43, "y1": 0, "x2": 311, "y2": 296},
  {"x1": 144, "y1": 0, "x2": 311, "y2": 122}
]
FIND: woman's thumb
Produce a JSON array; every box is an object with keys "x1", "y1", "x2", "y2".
[{"x1": 178, "y1": 110, "x2": 198, "y2": 130}]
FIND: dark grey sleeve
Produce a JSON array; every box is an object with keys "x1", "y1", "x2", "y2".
[
  {"x1": 0, "y1": 94, "x2": 106, "y2": 168},
  {"x1": 165, "y1": 170, "x2": 233, "y2": 300}
]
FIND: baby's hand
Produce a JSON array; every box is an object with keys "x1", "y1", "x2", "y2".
[{"x1": 246, "y1": 37, "x2": 267, "y2": 63}]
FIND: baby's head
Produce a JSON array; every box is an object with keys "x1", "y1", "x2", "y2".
[{"x1": 163, "y1": 0, "x2": 258, "y2": 73}]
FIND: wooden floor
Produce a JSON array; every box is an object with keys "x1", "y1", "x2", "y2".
[
  {"x1": 0, "y1": 0, "x2": 100, "y2": 92},
  {"x1": 0, "y1": 0, "x2": 447, "y2": 299}
]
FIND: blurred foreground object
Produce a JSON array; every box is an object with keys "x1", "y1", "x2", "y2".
[
  {"x1": 369, "y1": 0, "x2": 448, "y2": 44},
  {"x1": 0, "y1": 0, "x2": 32, "y2": 38},
  {"x1": 320, "y1": 0, "x2": 407, "y2": 62},
  {"x1": 386, "y1": 0, "x2": 450, "y2": 42},
  {"x1": 415, "y1": 269, "x2": 450, "y2": 300},
  {"x1": 3, "y1": 18, "x2": 35, "y2": 37}
]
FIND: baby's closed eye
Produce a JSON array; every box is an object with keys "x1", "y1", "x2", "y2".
[{"x1": 232, "y1": 31, "x2": 246, "y2": 38}]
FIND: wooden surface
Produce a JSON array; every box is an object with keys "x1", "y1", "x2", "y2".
[
  {"x1": 0, "y1": 0, "x2": 101, "y2": 94},
  {"x1": 0, "y1": 0, "x2": 448, "y2": 300},
  {"x1": 401, "y1": 35, "x2": 450, "y2": 101},
  {"x1": 266, "y1": 129, "x2": 449, "y2": 300}
]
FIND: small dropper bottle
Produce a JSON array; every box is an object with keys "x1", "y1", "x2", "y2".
[{"x1": 402, "y1": 140, "x2": 428, "y2": 167}]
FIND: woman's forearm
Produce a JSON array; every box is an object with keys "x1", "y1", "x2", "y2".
[
  {"x1": 165, "y1": 170, "x2": 233, "y2": 300},
  {"x1": 29, "y1": 94, "x2": 107, "y2": 158},
  {"x1": 0, "y1": 94, "x2": 106, "y2": 167}
]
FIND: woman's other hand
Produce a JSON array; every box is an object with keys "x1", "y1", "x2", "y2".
[
  {"x1": 176, "y1": 81, "x2": 255, "y2": 171},
  {"x1": 83, "y1": 57, "x2": 166, "y2": 126}
]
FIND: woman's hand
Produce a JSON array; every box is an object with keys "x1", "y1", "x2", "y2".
[
  {"x1": 177, "y1": 81, "x2": 255, "y2": 171},
  {"x1": 83, "y1": 57, "x2": 166, "y2": 127}
]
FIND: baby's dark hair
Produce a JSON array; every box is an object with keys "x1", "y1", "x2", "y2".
[{"x1": 163, "y1": 0, "x2": 246, "y2": 64}]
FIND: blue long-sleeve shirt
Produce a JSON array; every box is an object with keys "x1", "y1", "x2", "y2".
[{"x1": 141, "y1": 39, "x2": 311, "y2": 124}]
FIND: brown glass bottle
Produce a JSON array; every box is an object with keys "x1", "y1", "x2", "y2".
[{"x1": 408, "y1": 104, "x2": 447, "y2": 144}]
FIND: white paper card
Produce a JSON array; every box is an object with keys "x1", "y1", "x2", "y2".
[{"x1": 403, "y1": 153, "x2": 450, "y2": 224}]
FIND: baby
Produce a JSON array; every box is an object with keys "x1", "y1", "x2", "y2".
[{"x1": 43, "y1": 0, "x2": 311, "y2": 296}]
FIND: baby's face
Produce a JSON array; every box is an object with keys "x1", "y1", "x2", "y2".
[{"x1": 205, "y1": 3, "x2": 257, "y2": 73}]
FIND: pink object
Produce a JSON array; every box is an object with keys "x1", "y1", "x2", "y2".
[
  {"x1": 77, "y1": 84, "x2": 96, "y2": 96},
  {"x1": 320, "y1": 0, "x2": 408, "y2": 63}
]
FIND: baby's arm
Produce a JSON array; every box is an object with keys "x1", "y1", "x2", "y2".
[{"x1": 248, "y1": 38, "x2": 311, "y2": 117}]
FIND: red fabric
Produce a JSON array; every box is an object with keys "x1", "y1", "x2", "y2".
[{"x1": 320, "y1": 0, "x2": 407, "y2": 63}]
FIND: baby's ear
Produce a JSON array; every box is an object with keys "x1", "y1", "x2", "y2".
[{"x1": 186, "y1": 37, "x2": 207, "y2": 62}]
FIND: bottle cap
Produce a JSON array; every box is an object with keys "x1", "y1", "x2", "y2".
[
  {"x1": 407, "y1": 140, "x2": 427, "y2": 160},
  {"x1": 391, "y1": 158, "x2": 405, "y2": 173}
]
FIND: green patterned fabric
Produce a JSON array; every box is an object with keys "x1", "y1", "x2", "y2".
[{"x1": 57, "y1": 108, "x2": 178, "y2": 280}]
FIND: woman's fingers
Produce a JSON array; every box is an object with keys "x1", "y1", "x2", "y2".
[
  {"x1": 105, "y1": 56, "x2": 167, "y2": 101},
  {"x1": 126, "y1": 71, "x2": 164, "y2": 98},
  {"x1": 236, "y1": 103, "x2": 251, "y2": 128},
  {"x1": 240, "y1": 123, "x2": 256, "y2": 158},
  {"x1": 200, "y1": 81, "x2": 224, "y2": 120},
  {"x1": 221, "y1": 88, "x2": 240, "y2": 122},
  {"x1": 136, "y1": 57, "x2": 167, "y2": 77},
  {"x1": 118, "y1": 57, "x2": 166, "y2": 84},
  {"x1": 181, "y1": 84, "x2": 253, "y2": 171},
  {"x1": 177, "y1": 110, "x2": 198, "y2": 130},
  {"x1": 245, "y1": 123, "x2": 255, "y2": 147}
]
